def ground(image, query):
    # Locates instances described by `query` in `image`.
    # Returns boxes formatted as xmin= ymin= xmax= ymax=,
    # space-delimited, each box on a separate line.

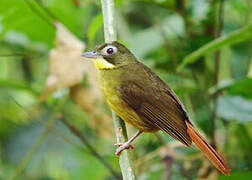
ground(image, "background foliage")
xmin=0 ymin=0 xmax=252 ymax=179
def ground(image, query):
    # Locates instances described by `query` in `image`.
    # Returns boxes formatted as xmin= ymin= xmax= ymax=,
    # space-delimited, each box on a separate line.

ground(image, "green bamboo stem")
xmin=101 ymin=0 xmax=136 ymax=179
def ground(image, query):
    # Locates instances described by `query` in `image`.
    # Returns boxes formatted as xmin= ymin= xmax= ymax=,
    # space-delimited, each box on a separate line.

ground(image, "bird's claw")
xmin=114 ymin=142 xmax=134 ymax=156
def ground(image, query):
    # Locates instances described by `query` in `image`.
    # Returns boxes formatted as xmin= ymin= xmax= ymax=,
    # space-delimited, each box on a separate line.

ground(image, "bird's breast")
xmin=97 ymin=70 xmax=158 ymax=132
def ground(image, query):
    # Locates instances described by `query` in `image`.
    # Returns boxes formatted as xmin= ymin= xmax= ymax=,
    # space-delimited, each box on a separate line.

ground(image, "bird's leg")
xmin=114 ymin=130 xmax=143 ymax=156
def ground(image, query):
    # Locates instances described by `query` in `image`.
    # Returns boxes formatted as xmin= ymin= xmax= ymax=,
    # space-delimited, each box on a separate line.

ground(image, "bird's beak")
xmin=81 ymin=51 xmax=101 ymax=60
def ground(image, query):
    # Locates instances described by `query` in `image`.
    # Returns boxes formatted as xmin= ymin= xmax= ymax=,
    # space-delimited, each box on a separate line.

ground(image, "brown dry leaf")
xmin=70 ymin=84 xmax=113 ymax=138
xmin=40 ymin=22 xmax=85 ymax=101
xmin=40 ymin=22 xmax=113 ymax=137
xmin=82 ymin=59 xmax=104 ymax=102
xmin=40 ymin=21 xmax=103 ymax=101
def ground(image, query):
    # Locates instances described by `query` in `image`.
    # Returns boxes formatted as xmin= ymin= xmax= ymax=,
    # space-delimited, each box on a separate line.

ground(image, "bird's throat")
xmin=94 ymin=58 xmax=115 ymax=70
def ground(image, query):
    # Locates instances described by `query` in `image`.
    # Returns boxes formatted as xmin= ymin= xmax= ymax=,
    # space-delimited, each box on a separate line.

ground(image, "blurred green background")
xmin=0 ymin=0 xmax=252 ymax=179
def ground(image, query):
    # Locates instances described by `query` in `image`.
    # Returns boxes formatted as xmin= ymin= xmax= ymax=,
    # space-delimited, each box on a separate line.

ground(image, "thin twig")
xmin=10 ymin=98 xmax=67 ymax=180
xmin=0 ymin=53 xmax=27 ymax=57
xmin=35 ymin=0 xmax=59 ymax=22
xmin=6 ymin=92 xmax=89 ymax=176
xmin=101 ymin=1 xmax=136 ymax=179
xmin=6 ymin=89 xmax=104 ymax=158
xmin=162 ymin=156 xmax=173 ymax=180
xmin=210 ymin=0 xmax=224 ymax=148
xmin=159 ymin=27 xmax=178 ymax=67
xmin=46 ymin=123 xmax=86 ymax=149
xmin=134 ymin=146 xmax=164 ymax=168
xmin=60 ymin=117 xmax=122 ymax=180
xmin=24 ymin=0 xmax=55 ymax=28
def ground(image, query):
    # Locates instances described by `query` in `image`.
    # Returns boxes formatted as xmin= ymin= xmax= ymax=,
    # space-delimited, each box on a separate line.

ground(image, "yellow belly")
xmin=106 ymin=94 xmax=157 ymax=132
xmin=98 ymin=71 xmax=157 ymax=132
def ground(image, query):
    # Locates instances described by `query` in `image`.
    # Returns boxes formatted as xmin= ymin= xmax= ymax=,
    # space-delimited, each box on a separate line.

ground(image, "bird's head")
xmin=81 ymin=41 xmax=137 ymax=70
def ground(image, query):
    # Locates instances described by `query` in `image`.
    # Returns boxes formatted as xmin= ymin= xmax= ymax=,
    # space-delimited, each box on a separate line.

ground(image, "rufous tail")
xmin=185 ymin=121 xmax=231 ymax=175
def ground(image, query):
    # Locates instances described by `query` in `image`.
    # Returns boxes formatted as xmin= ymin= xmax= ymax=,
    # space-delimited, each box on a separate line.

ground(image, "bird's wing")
xmin=120 ymin=67 xmax=192 ymax=146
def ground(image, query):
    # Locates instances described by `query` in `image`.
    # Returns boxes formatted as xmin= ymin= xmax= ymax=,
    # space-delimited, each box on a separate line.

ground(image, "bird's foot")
xmin=114 ymin=142 xmax=134 ymax=156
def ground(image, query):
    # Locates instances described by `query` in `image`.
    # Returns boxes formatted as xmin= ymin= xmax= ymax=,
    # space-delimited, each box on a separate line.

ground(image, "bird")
xmin=81 ymin=41 xmax=230 ymax=175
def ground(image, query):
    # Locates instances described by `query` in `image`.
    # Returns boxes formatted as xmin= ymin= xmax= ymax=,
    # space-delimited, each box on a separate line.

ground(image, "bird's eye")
xmin=106 ymin=48 xmax=114 ymax=54
xmin=102 ymin=45 xmax=117 ymax=56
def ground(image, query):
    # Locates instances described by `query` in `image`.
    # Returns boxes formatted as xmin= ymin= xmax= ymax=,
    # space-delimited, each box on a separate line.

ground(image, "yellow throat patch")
xmin=93 ymin=57 xmax=115 ymax=70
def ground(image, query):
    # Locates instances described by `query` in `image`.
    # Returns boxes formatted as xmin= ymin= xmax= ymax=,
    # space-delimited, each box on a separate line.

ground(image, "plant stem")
xmin=10 ymin=98 xmax=66 ymax=180
xmin=60 ymin=117 xmax=122 ymax=180
xmin=210 ymin=0 xmax=224 ymax=148
xmin=101 ymin=0 xmax=136 ymax=179
xmin=112 ymin=112 xmax=136 ymax=180
xmin=101 ymin=0 xmax=117 ymax=42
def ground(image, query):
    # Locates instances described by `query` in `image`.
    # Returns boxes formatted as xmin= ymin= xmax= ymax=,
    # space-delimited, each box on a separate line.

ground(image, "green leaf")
xmin=46 ymin=0 xmax=94 ymax=38
xmin=128 ymin=15 xmax=185 ymax=58
xmin=218 ymin=171 xmax=252 ymax=180
xmin=0 ymin=0 xmax=55 ymax=48
xmin=177 ymin=24 xmax=252 ymax=71
xmin=209 ymin=78 xmax=252 ymax=99
xmin=0 ymin=0 xmax=93 ymax=48
xmin=217 ymin=96 xmax=252 ymax=123
xmin=0 ymin=79 xmax=34 ymax=92
xmin=227 ymin=78 xmax=252 ymax=99
xmin=87 ymin=13 xmax=103 ymax=43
